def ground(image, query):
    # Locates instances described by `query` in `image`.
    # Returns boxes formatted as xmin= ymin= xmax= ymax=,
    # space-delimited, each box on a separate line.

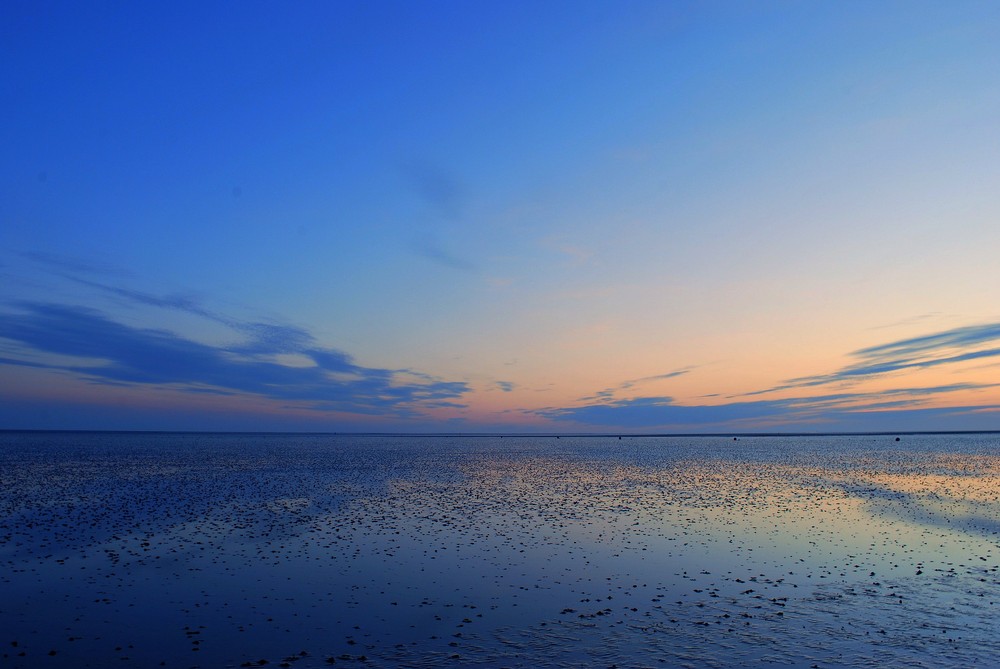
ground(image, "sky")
xmin=2 ymin=0 xmax=1000 ymax=433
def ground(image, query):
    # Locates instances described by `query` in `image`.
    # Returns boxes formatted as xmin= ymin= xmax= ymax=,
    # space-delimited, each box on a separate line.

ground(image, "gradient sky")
xmin=3 ymin=1 xmax=1000 ymax=432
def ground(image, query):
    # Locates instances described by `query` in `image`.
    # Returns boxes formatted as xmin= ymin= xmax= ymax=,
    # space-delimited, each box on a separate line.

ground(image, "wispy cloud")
xmin=402 ymin=160 xmax=467 ymax=220
xmin=623 ymin=369 xmax=692 ymax=387
xmin=70 ymin=276 xmax=220 ymax=321
xmin=866 ymin=312 xmax=943 ymax=331
xmin=19 ymin=250 xmax=129 ymax=278
xmin=745 ymin=322 xmax=1000 ymax=397
xmin=69 ymin=276 xmax=332 ymax=358
xmin=580 ymin=367 xmax=694 ymax=402
xmin=5 ymin=254 xmax=471 ymax=418
xmin=410 ymin=232 xmax=476 ymax=271
xmin=539 ymin=323 xmax=1000 ymax=430
xmin=855 ymin=323 xmax=1000 ymax=360
xmin=540 ymin=236 xmax=594 ymax=266
xmin=0 ymin=302 xmax=469 ymax=417
xmin=537 ymin=383 xmax=999 ymax=429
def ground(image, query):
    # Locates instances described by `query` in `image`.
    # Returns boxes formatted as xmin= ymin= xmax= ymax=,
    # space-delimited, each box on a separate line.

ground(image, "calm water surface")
xmin=2 ymin=432 xmax=1000 ymax=668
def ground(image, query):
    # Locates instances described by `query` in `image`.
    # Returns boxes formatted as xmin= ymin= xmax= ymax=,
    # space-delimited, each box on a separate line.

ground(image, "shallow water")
xmin=2 ymin=432 xmax=1000 ymax=667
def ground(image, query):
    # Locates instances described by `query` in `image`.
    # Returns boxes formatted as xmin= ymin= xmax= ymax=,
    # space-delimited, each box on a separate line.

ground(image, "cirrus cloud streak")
xmin=0 ymin=302 xmax=469 ymax=418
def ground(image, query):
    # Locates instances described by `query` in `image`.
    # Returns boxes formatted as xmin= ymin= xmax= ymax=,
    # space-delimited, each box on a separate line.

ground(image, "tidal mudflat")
xmin=2 ymin=432 xmax=1000 ymax=668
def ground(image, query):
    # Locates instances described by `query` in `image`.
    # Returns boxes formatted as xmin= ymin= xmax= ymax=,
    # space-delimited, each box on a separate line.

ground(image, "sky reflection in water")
xmin=2 ymin=433 xmax=999 ymax=668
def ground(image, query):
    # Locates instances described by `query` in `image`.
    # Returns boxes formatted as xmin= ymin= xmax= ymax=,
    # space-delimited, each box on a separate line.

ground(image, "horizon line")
xmin=3 ymin=429 xmax=999 ymax=438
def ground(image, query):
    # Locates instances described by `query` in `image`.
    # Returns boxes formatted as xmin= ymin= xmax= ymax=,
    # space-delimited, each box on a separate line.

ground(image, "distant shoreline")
xmin=3 ymin=429 xmax=999 ymax=438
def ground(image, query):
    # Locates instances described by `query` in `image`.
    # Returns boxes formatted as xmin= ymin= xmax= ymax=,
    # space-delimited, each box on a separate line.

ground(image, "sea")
xmin=2 ymin=431 xmax=999 ymax=668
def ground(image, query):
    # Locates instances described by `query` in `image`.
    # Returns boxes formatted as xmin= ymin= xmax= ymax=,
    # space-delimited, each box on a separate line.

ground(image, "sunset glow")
xmin=3 ymin=1 xmax=1000 ymax=432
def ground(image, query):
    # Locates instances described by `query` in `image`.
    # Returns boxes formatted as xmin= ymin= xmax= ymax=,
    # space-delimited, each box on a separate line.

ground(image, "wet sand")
xmin=2 ymin=432 xmax=999 ymax=667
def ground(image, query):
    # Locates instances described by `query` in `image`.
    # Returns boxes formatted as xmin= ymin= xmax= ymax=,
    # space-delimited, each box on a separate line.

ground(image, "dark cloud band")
xmin=0 ymin=302 xmax=469 ymax=418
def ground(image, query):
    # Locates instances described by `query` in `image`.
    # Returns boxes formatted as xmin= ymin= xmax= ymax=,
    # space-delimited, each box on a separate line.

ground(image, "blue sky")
xmin=3 ymin=1 xmax=1000 ymax=432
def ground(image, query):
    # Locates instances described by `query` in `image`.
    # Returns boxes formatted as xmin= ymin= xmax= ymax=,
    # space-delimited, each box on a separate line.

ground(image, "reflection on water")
xmin=1 ymin=432 xmax=999 ymax=667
